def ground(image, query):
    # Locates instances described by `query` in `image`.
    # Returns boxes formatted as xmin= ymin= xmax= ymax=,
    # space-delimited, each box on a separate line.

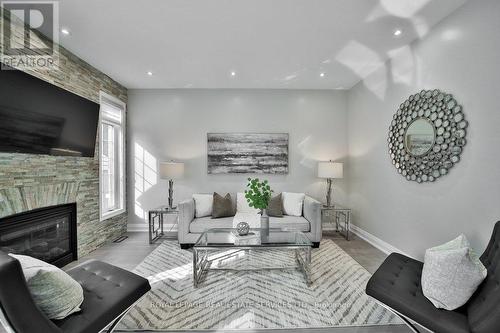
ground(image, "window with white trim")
xmin=99 ymin=93 xmax=125 ymax=221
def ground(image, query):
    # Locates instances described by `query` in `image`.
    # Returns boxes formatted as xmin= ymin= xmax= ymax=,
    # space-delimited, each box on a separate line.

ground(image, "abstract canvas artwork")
xmin=207 ymin=133 xmax=289 ymax=174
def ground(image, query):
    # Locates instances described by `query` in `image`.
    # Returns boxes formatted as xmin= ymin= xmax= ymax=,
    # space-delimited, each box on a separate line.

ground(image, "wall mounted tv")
xmin=0 ymin=67 xmax=100 ymax=157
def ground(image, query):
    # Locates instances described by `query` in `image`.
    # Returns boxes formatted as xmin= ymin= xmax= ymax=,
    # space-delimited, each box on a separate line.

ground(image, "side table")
xmin=148 ymin=206 xmax=179 ymax=244
xmin=321 ymin=204 xmax=351 ymax=240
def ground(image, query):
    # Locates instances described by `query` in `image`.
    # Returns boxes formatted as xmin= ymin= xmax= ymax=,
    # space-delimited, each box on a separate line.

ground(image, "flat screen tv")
xmin=0 ymin=67 xmax=100 ymax=157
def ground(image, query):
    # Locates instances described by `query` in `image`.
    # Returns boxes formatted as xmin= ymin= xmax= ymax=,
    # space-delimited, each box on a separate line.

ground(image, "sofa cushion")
xmin=270 ymin=216 xmax=310 ymax=232
xmin=366 ymin=253 xmax=470 ymax=333
xmin=189 ymin=216 xmax=234 ymax=233
xmin=189 ymin=216 xmax=310 ymax=233
xmin=233 ymin=212 xmax=261 ymax=228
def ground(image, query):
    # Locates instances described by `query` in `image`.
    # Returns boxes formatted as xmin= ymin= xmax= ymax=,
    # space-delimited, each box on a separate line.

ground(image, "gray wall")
xmin=0 ymin=10 xmax=128 ymax=256
xmin=347 ymin=0 xmax=500 ymax=259
xmin=127 ymin=89 xmax=348 ymax=228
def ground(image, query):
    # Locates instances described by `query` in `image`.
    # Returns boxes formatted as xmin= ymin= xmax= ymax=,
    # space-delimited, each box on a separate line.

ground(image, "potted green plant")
xmin=244 ymin=178 xmax=273 ymax=237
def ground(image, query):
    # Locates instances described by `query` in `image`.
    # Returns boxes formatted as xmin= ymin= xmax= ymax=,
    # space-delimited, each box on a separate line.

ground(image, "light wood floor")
xmin=64 ymin=232 xmax=411 ymax=333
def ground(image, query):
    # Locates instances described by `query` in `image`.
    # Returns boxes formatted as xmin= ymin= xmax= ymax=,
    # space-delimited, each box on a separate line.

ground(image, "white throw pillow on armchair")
xmin=8 ymin=254 xmax=84 ymax=320
xmin=421 ymin=234 xmax=487 ymax=310
xmin=282 ymin=192 xmax=305 ymax=216
xmin=192 ymin=194 xmax=213 ymax=218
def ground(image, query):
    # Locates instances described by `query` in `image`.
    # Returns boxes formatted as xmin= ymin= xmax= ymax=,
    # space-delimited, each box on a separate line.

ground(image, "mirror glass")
xmin=404 ymin=118 xmax=435 ymax=156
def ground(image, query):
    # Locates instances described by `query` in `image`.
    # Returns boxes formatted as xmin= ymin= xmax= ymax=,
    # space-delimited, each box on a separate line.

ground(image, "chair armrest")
xmin=0 ymin=252 xmax=61 ymax=333
xmin=178 ymin=198 xmax=195 ymax=244
xmin=304 ymin=196 xmax=322 ymax=242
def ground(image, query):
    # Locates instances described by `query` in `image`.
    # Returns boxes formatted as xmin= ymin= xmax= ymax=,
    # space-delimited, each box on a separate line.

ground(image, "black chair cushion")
xmin=53 ymin=260 xmax=150 ymax=333
xmin=366 ymin=253 xmax=470 ymax=333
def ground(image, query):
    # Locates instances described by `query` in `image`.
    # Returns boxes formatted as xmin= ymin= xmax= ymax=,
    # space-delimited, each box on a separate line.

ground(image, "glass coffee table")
xmin=193 ymin=228 xmax=312 ymax=287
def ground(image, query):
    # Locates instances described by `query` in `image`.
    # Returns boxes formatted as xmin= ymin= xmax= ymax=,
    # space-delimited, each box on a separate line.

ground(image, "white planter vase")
xmin=260 ymin=208 xmax=269 ymax=240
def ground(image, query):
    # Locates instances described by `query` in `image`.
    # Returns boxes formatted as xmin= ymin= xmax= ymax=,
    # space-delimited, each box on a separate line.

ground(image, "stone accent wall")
xmin=0 ymin=10 xmax=128 ymax=257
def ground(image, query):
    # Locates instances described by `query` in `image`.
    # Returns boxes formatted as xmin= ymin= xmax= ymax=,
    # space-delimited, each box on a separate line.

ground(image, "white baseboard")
xmin=127 ymin=223 xmax=148 ymax=232
xmin=349 ymin=224 xmax=413 ymax=258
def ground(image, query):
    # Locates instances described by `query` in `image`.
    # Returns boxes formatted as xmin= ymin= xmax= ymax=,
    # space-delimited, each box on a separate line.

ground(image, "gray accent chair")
xmin=178 ymin=194 xmax=322 ymax=248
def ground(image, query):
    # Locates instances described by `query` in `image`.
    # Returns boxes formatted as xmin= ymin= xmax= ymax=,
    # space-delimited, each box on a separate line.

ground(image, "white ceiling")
xmin=57 ymin=0 xmax=466 ymax=89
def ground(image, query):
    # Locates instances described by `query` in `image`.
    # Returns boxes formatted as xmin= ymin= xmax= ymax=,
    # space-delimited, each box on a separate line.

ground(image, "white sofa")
xmin=177 ymin=194 xmax=322 ymax=248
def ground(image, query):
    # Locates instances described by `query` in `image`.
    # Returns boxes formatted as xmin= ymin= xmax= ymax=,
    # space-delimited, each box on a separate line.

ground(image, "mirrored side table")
xmin=321 ymin=204 xmax=351 ymax=240
xmin=148 ymin=206 xmax=179 ymax=244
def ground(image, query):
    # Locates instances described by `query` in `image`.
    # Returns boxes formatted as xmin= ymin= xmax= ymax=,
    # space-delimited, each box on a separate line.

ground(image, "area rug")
xmin=117 ymin=239 xmax=400 ymax=331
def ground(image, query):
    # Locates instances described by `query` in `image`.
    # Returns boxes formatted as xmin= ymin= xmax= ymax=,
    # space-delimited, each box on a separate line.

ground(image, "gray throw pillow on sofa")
xmin=212 ymin=192 xmax=234 ymax=218
xmin=267 ymin=193 xmax=284 ymax=217
xmin=9 ymin=253 xmax=84 ymax=320
xmin=421 ymin=234 xmax=487 ymax=310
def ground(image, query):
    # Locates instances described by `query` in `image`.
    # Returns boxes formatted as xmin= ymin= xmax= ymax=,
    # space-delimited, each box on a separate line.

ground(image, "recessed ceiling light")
xmin=147 ymin=71 xmax=153 ymax=76
xmin=393 ymin=29 xmax=402 ymax=36
xmin=230 ymin=71 xmax=236 ymax=77
xmin=61 ymin=28 xmax=70 ymax=35
xmin=320 ymin=72 xmax=325 ymax=77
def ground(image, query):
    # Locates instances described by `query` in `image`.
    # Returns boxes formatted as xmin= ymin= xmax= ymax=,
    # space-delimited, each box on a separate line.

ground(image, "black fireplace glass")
xmin=0 ymin=215 xmax=70 ymax=262
xmin=0 ymin=203 xmax=77 ymax=267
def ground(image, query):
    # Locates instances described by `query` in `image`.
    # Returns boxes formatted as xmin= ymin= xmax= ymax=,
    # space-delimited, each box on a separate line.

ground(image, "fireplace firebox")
xmin=0 ymin=203 xmax=77 ymax=267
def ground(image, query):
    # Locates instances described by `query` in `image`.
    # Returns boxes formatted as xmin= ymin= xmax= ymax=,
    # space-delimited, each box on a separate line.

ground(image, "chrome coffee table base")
xmin=192 ymin=229 xmax=313 ymax=288
xmin=193 ymin=247 xmax=312 ymax=288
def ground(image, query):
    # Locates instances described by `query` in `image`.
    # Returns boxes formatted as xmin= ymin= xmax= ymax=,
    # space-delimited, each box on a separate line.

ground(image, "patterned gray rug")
xmin=117 ymin=239 xmax=400 ymax=331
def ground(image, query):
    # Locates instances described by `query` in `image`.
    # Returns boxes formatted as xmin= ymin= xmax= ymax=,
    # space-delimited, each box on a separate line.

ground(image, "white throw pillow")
xmin=9 ymin=254 xmax=84 ymax=320
xmin=193 ymin=194 xmax=213 ymax=218
xmin=237 ymin=192 xmax=259 ymax=214
xmin=282 ymin=192 xmax=305 ymax=217
xmin=421 ymin=234 xmax=487 ymax=310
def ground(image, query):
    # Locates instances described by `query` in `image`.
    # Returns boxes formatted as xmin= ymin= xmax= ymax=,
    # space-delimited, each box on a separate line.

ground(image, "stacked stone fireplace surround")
xmin=0 ymin=11 xmax=128 ymax=257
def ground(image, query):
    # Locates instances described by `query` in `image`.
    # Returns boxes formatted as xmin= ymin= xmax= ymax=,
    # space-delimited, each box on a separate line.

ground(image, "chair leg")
xmin=367 ymin=296 xmax=428 ymax=333
xmin=106 ymin=311 xmax=128 ymax=333
xmin=397 ymin=315 xmax=422 ymax=333
xmin=100 ymin=294 xmax=147 ymax=333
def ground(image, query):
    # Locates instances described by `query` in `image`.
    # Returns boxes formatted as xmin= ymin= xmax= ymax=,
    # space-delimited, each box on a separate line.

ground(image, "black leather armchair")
xmin=0 ymin=252 xmax=151 ymax=333
xmin=366 ymin=221 xmax=500 ymax=333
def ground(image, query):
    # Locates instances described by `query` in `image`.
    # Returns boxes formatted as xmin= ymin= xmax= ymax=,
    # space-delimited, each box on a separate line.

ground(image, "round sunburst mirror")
xmin=388 ymin=89 xmax=467 ymax=183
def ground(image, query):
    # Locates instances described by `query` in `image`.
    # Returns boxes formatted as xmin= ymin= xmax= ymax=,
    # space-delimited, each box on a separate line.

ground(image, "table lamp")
xmin=318 ymin=161 xmax=343 ymax=207
xmin=160 ymin=161 xmax=184 ymax=209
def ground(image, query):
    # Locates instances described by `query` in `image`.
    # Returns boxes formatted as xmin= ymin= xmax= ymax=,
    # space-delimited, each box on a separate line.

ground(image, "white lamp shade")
xmin=318 ymin=161 xmax=343 ymax=179
xmin=160 ymin=162 xmax=184 ymax=180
